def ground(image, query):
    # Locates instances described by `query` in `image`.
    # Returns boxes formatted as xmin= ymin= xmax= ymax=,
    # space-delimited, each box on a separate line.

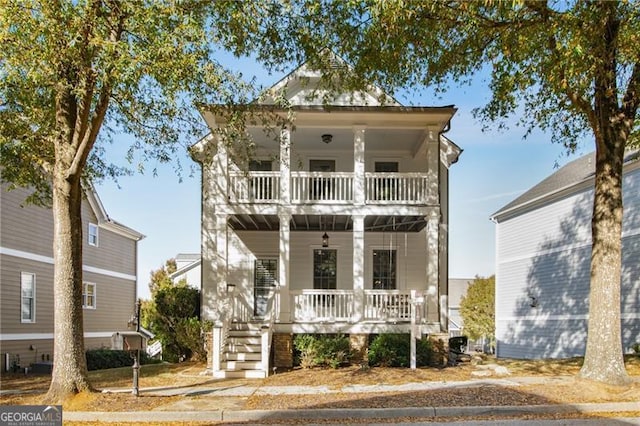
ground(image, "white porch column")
xmin=352 ymin=215 xmax=365 ymax=322
xmin=201 ymin=136 xmax=228 ymax=322
xmin=278 ymin=213 xmax=291 ymax=322
xmin=425 ymin=209 xmax=440 ymax=324
xmin=214 ymin=213 xmax=229 ymax=316
xmin=280 ymin=127 xmax=291 ymax=204
xmin=426 ymin=131 xmax=439 ymax=205
xmin=353 ymin=127 xmax=366 ymax=206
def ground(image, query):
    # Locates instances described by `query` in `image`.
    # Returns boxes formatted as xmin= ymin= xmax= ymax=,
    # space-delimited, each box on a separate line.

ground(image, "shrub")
xmin=632 ymin=343 xmax=640 ymax=354
xmin=293 ymin=334 xmax=351 ymax=368
xmin=368 ymin=334 xmax=434 ymax=367
xmin=85 ymin=349 xmax=160 ymax=371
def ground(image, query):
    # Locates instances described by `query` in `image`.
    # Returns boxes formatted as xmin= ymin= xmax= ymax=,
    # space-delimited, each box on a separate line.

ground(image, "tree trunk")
xmin=45 ymin=169 xmax=94 ymax=402
xmin=579 ymin=130 xmax=630 ymax=385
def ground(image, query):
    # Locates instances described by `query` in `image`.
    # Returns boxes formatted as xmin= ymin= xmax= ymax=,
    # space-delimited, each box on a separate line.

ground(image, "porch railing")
xmin=261 ymin=287 xmax=277 ymax=376
xmin=291 ymin=290 xmax=354 ymax=322
xmin=365 ymin=173 xmax=428 ymax=204
xmin=291 ymin=172 xmax=354 ymax=203
xmin=226 ymin=171 xmax=430 ymax=205
xmin=363 ymin=290 xmax=413 ymax=322
xmin=211 ymin=287 xmax=236 ymax=373
xmin=290 ymin=289 xmax=425 ymax=323
xmin=228 ymin=171 xmax=280 ymax=203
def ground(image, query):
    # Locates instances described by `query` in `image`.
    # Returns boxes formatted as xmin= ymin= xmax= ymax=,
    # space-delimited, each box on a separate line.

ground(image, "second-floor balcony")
xmin=228 ymin=171 xmax=431 ymax=205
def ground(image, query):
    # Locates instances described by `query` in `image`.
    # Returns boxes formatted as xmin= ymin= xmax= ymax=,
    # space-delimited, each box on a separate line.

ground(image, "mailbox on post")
xmin=112 ymin=299 xmax=154 ymax=397
xmin=111 ymin=331 xmax=147 ymax=352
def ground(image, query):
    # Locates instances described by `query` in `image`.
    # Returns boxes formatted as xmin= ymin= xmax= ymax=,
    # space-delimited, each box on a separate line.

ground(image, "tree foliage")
xmin=142 ymin=260 xmax=208 ymax=363
xmin=151 ymin=283 xmax=206 ymax=363
xmin=0 ymin=1 xmax=280 ymax=402
xmin=459 ymin=276 xmax=495 ymax=346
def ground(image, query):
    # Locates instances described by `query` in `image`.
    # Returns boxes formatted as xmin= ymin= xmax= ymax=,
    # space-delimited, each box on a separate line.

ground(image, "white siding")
xmin=496 ymin=166 xmax=640 ymax=359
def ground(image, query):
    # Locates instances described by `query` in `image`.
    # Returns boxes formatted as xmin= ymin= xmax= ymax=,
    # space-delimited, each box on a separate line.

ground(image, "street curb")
xmin=62 ymin=402 xmax=640 ymax=423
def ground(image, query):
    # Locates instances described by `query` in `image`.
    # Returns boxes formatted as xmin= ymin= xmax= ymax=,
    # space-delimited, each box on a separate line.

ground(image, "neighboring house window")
xmin=83 ymin=282 xmax=96 ymax=309
xmin=313 ymin=249 xmax=337 ymax=289
xmin=254 ymin=259 xmax=277 ymax=317
xmin=21 ymin=272 xmax=35 ymax=322
xmin=88 ymin=223 xmax=99 ymax=246
xmin=373 ymin=249 xmax=396 ymax=289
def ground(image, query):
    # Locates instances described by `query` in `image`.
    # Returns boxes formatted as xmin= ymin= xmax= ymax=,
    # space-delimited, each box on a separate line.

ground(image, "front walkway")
xmin=60 ymin=376 xmax=640 ymax=424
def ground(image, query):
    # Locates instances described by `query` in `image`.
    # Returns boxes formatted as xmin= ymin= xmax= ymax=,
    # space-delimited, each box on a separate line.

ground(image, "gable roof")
xmin=85 ymin=184 xmax=145 ymax=241
xmin=198 ymin=53 xmax=456 ymax=130
xmin=491 ymin=150 xmax=640 ymax=222
xmin=260 ymin=51 xmax=402 ymax=107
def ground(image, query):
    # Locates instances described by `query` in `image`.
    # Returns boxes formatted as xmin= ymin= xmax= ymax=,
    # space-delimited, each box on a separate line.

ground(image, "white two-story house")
xmin=192 ymin=63 xmax=462 ymax=377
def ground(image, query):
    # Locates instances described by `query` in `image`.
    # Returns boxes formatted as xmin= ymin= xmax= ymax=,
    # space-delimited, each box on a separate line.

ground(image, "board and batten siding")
xmin=495 ymin=167 xmax=640 ymax=359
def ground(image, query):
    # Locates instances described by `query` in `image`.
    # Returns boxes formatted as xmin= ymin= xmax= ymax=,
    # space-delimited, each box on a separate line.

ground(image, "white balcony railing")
xmin=291 ymin=172 xmax=354 ymax=203
xmin=365 ymin=173 xmax=428 ymax=204
xmin=227 ymin=171 xmax=430 ymax=205
xmin=228 ymin=171 xmax=280 ymax=203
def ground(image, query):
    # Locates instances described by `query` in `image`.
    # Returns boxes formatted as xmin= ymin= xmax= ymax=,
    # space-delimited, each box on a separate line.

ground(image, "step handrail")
xmin=212 ymin=285 xmax=236 ymax=373
xmin=261 ymin=287 xmax=278 ymax=376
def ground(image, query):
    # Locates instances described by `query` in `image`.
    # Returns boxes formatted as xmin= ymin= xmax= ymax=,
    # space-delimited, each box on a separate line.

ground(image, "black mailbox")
xmin=111 ymin=331 xmax=147 ymax=351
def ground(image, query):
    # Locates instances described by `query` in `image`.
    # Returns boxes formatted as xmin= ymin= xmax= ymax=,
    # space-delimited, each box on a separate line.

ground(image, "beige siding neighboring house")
xmin=1 ymin=184 xmax=144 ymax=373
xmin=193 ymin=59 xmax=462 ymax=378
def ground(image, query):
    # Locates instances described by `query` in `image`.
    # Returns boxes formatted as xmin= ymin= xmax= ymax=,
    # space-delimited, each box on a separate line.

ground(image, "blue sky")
xmin=96 ymin=58 xmax=588 ymax=300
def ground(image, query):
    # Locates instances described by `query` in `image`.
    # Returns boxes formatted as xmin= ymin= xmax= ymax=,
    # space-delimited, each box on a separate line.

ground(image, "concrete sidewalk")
xmin=62 ymin=402 xmax=640 ymax=424
xmin=61 ymin=377 xmax=640 ymax=424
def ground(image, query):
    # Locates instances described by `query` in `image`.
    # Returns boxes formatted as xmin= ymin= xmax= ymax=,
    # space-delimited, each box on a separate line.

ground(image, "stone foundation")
xmin=428 ymin=332 xmax=449 ymax=367
xmin=273 ymin=333 xmax=293 ymax=369
xmin=349 ymin=334 xmax=368 ymax=364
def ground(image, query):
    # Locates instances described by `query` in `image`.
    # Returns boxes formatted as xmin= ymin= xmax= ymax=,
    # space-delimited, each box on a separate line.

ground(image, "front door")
xmin=254 ymin=258 xmax=278 ymax=317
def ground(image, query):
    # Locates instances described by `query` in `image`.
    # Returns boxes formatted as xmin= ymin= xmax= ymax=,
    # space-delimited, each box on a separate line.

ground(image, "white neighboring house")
xmin=192 ymin=60 xmax=462 ymax=378
xmin=491 ymin=151 xmax=640 ymax=359
xmin=170 ymin=253 xmax=201 ymax=289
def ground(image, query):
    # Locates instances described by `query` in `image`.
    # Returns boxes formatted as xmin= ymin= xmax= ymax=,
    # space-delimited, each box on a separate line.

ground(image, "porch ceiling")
xmin=228 ymin=214 xmax=428 ymax=232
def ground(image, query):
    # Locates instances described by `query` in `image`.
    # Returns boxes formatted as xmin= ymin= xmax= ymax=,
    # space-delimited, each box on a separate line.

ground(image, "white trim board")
xmin=0 ymin=247 xmax=137 ymax=281
xmin=0 ymin=332 xmax=116 ymax=341
xmin=498 ymin=313 xmax=640 ymax=322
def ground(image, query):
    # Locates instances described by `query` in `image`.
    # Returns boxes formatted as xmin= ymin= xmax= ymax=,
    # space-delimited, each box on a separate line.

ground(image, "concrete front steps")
xmin=213 ymin=322 xmax=268 ymax=379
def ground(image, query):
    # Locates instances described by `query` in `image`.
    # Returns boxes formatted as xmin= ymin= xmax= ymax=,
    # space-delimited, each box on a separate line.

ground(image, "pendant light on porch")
xmin=321 ymin=215 xmax=329 ymax=247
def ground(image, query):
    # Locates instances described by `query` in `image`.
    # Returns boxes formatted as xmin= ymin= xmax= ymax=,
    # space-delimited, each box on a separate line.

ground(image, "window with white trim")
xmin=373 ymin=249 xmax=396 ymax=289
xmin=21 ymin=272 xmax=36 ymax=322
xmin=83 ymin=282 xmax=96 ymax=309
xmin=88 ymin=223 xmax=99 ymax=246
xmin=313 ymin=249 xmax=337 ymax=289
